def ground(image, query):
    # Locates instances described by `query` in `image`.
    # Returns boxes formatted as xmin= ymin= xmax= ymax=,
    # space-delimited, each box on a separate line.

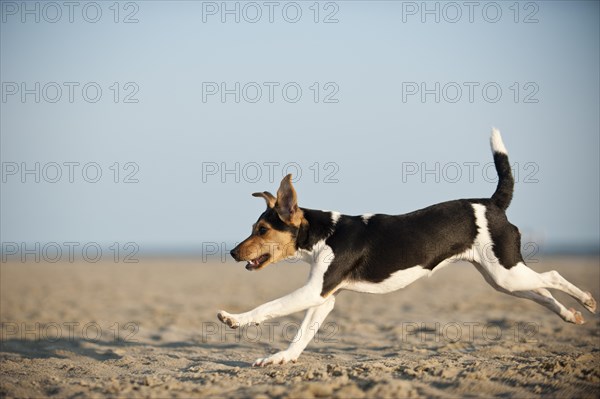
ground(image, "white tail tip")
xmin=490 ymin=128 xmax=508 ymax=154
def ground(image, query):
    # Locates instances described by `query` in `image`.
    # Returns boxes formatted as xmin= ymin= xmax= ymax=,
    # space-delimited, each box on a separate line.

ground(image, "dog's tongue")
xmin=245 ymin=255 xmax=267 ymax=271
xmin=246 ymin=260 xmax=259 ymax=270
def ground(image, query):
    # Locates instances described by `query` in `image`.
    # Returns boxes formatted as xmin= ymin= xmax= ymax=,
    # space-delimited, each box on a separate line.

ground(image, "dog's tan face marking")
xmin=234 ymin=219 xmax=299 ymax=270
xmin=232 ymin=174 xmax=304 ymax=271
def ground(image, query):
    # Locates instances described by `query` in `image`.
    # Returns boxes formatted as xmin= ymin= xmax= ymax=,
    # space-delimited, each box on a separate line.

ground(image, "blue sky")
xmin=1 ymin=1 xmax=598 ymax=254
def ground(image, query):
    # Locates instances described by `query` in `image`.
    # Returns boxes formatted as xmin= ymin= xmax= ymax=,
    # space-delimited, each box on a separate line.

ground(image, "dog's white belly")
xmin=342 ymin=265 xmax=431 ymax=294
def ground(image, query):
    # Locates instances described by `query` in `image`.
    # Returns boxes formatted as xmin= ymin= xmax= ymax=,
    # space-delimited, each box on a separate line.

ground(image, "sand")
xmin=1 ymin=256 xmax=599 ymax=398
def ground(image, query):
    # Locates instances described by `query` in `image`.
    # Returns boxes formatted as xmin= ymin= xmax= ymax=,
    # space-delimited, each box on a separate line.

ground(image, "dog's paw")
xmin=582 ymin=292 xmax=597 ymax=314
xmin=568 ymin=308 xmax=585 ymax=325
xmin=253 ymin=351 xmax=297 ymax=367
xmin=217 ymin=311 xmax=240 ymax=329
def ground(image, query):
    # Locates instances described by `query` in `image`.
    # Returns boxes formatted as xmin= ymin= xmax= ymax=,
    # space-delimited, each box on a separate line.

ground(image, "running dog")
xmin=219 ymin=129 xmax=597 ymax=367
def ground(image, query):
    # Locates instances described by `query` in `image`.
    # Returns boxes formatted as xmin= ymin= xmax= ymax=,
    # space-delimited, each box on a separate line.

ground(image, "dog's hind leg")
xmin=253 ymin=296 xmax=336 ymax=367
xmin=479 ymin=262 xmax=595 ymax=314
xmin=507 ymin=288 xmax=585 ymax=325
xmin=470 ymin=203 xmax=596 ymax=317
xmin=534 ymin=269 xmax=596 ymax=313
xmin=472 ymin=262 xmax=590 ymax=324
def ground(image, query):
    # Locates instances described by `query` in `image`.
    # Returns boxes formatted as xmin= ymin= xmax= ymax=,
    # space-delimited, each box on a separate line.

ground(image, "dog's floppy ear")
xmin=275 ymin=174 xmax=302 ymax=226
xmin=252 ymin=191 xmax=276 ymax=208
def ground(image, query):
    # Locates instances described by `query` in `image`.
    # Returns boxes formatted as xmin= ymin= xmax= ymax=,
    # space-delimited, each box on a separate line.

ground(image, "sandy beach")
xmin=1 ymin=256 xmax=599 ymax=398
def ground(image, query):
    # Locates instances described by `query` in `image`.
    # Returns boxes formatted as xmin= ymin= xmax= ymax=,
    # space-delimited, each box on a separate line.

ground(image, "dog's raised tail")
xmin=490 ymin=128 xmax=514 ymax=211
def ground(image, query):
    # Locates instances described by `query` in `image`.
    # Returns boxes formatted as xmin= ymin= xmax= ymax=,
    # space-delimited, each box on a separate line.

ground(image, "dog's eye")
xmin=258 ymin=226 xmax=268 ymax=235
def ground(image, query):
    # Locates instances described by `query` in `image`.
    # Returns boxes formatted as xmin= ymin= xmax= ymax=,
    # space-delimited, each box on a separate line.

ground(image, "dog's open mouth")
xmin=246 ymin=254 xmax=270 ymax=271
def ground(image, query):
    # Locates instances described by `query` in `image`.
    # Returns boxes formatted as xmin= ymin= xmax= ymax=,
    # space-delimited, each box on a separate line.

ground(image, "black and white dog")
xmin=219 ymin=129 xmax=596 ymax=367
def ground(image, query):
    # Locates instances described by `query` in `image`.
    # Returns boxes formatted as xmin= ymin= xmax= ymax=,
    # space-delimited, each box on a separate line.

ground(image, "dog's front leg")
xmin=253 ymin=296 xmax=335 ymax=367
xmin=217 ymin=283 xmax=326 ymax=329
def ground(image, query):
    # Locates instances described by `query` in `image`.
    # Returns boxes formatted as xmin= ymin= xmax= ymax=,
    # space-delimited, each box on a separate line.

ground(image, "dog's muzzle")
xmin=230 ymin=247 xmax=241 ymax=261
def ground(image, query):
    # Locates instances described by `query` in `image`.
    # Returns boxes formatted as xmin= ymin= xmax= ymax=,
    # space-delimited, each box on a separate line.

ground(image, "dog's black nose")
xmin=230 ymin=247 xmax=240 ymax=261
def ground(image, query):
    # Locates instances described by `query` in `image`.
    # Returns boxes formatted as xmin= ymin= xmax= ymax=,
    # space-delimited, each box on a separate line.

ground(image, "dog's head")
xmin=230 ymin=174 xmax=304 ymax=271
